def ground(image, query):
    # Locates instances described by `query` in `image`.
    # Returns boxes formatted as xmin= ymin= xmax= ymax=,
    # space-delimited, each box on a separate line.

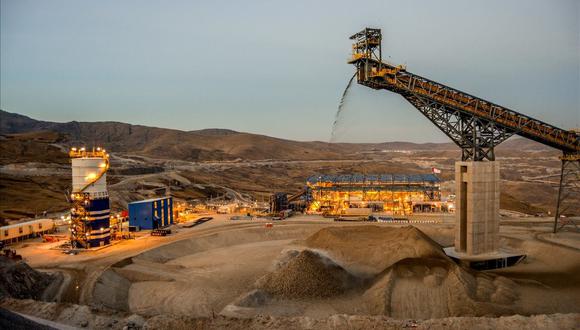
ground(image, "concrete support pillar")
xmin=454 ymin=161 xmax=500 ymax=255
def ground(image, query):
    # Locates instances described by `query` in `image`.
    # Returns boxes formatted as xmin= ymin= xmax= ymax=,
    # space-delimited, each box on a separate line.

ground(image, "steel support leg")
xmin=553 ymin=155 xmax=580 ymax=233
xmin=553 ymin=161 xmax=565 ymax=233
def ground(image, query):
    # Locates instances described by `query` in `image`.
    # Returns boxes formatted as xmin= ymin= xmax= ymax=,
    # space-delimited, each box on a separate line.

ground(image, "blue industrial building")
xmin=128 ymin=197 xmax=174 ymax=230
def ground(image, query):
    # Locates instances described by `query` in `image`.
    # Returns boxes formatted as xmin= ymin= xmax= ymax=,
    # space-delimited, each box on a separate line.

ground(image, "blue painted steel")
xmin=86 ymin=198 xmax=110 ymax=233
xmin=85 ymin=198 xmax=110 ymax=212
xmin=128 ymin=197 xmax=173 ymax=230
xmin=72 ymin=197 xmax=111 ymax=248
xmin=88 ymin=218 xmax=110 ymax=230
xmin=87 ymin=236 xmax=110 ymax=246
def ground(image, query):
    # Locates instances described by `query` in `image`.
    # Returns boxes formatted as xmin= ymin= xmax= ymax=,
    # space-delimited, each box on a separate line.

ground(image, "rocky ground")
xmin=1 ymin=216 xmax=578 ymax=329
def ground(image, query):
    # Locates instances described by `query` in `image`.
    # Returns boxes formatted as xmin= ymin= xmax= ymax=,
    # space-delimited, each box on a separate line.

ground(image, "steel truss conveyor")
xmin=347 ymin=28 xmax=579 ymax=232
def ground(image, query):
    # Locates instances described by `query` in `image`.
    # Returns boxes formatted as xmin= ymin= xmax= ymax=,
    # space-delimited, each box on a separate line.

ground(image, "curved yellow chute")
xmin=78 ymin=156 xmax=109 ymax=193
xmin=69 ymin=148 xmax=110 ymax=194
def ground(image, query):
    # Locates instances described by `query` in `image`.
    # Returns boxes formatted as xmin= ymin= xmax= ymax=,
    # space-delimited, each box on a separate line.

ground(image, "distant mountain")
xmin=0 ymin=110 xmax=343 ymax=161
xmin=0 ymin=111 xmax=54 ymax=133
xmin=0 ymin=110 xmax=554 ymax=161
xmin=192 ymin=128 xmax=239 ymax=136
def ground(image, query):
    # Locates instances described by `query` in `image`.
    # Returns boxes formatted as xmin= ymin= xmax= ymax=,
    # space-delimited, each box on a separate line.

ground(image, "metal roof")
xmin=306 ymin=174 xmax=440 ymax=184
xmin=1 ymin=218 xmax=54 ymax=230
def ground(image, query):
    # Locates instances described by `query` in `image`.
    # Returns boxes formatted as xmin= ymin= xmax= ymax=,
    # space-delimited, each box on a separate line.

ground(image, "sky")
xmin=1 ymin=0 xmax=579 ymax=143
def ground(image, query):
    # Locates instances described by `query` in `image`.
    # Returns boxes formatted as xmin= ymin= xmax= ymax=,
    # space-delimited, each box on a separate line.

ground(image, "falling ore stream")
xmin=330 ymin=72 xmax=357 ymax=142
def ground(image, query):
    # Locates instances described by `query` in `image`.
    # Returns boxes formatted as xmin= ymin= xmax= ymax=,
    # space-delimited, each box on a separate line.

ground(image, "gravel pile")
xmin=305 ymin=225 xmax=449 ymax=276
xmin=257 ymin=250 xmax=354 ymax=299
xmin=0 ymin=256 xmax=54 ymax=300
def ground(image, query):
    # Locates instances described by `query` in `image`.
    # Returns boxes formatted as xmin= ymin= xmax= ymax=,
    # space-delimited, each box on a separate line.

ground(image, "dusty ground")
xmin=1 ymin=214 xmax=579 ymax=329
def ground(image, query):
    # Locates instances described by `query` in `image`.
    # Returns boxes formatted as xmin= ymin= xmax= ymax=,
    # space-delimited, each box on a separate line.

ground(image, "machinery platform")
xmin=444 ymin=247 xmax=526 ymax=270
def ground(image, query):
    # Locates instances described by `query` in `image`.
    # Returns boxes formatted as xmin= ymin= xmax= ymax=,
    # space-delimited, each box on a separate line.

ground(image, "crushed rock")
xmin=142 ymin=313 xmax=580 ymax=330
xmin=256 ymin=249 xmax=356 ymax=299
xmin=0 ymin=257 xmax=54 ymax=300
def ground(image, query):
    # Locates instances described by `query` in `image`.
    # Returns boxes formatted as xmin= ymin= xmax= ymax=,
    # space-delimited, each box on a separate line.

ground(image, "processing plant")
xmin=69 ymin=147 xmax=111 ymax=248
xmin=306 ymin=174 xmax=447 ymax=215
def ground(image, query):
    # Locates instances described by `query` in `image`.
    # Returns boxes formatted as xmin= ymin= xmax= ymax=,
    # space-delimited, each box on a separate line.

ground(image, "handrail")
xmin=352 ymin=57 xmax=580 ymax=153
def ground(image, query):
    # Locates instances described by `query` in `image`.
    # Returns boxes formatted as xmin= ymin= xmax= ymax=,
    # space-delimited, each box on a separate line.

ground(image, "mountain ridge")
xmin=0 ymin=109 xmax=554 ymax=161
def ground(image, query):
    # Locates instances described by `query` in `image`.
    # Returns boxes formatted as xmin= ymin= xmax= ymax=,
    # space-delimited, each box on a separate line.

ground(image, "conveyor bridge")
xmin=347 ymin=28 xmax=579 ymax=231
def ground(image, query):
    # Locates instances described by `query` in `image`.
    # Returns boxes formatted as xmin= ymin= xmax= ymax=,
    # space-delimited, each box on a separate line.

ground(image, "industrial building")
xmin=128 ymin=196 xmax=174 ymax=230
xmin=0 ymin=219 xmax=56 ymax=245
xmin=306 ymin=174 xmax=445 ymax=215
xmin=69 ymin=147 xmax=111 ymax=248
xmin=269 ymin=192 xmax=289 ymax=214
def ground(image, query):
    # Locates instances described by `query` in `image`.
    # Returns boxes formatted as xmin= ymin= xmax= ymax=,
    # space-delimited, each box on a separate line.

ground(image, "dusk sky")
xmin=1 ymin=0 xmax=579 ymax=143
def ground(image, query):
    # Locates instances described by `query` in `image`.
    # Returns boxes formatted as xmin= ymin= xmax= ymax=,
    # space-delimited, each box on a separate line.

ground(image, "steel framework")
xmin=307 ymin=174 xmax=441 ymax=201
xmin=348 ymin=28 xmax=580 ymax=231
xmin=553 ymin=154 xmax=580 ymax=232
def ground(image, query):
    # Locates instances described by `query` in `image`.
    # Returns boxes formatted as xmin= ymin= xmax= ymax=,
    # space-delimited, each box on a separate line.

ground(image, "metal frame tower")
xmin=348 ymin=28 xmax=580 ymax=232
xmin=553 ymin=154 xmax=580 ymax=232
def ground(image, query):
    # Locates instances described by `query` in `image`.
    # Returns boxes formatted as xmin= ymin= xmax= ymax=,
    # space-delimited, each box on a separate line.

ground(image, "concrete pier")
xmin=454 ymin=161 xmax=500 ymax=255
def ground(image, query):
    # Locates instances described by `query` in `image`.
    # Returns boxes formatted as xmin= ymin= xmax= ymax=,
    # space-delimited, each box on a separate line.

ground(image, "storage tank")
xmin=70 ymin=147 xmax=111 ymax=248
xmin=72 ymin=158 xmax=108 ymax=195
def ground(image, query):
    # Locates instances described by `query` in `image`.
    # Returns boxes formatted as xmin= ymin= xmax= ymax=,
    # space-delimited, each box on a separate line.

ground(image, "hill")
xmin=0 ymin=110 xmax=351 ymax=160
xmin=0 ymin=131 xmax=69 ymax=165
xmin=0 ymin=110 xmax=555 ymax=162
xmin=0 ymin=110 xmax=569 ymax=221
